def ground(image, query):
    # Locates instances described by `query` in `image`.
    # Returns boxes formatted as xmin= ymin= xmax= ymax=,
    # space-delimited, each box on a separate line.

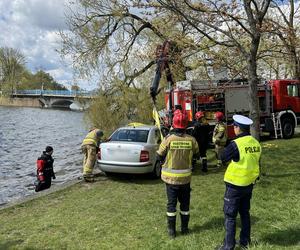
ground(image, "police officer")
xmin=157 ymin=111 xmax=199 ymax=238
xmin=216 ymin=115 xmax=261 ymax=250
xmin=193 ymin=111 xmax=210 ymax=172
xmin=213 ymin=111 xmax=227 ymax=167
xmin=81 ymin=128 xmax=103 ymax=182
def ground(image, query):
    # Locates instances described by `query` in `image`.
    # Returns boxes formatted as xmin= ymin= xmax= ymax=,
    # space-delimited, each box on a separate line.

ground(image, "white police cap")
xmin=233 ymin=114 xmax=253 ymax=127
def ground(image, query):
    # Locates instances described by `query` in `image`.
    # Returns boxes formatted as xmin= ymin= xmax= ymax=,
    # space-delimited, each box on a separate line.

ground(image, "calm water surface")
xmin=0 ymin=106 xmax=89 ymax=206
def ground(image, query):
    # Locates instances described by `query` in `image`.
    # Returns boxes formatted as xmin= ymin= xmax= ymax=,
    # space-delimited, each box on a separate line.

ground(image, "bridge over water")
xmin=11 ymin=89 xmax=95 ymax=109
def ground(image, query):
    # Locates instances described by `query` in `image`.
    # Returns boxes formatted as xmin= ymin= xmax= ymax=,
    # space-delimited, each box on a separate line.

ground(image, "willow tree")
xmin=86 ymin=79 xmax=155 ymax=134
xmin=61 ymin=0 xmax=271 ymax=138
xmin=60 ymin=0 xmax=198 ymax=130
xmin=0 ymin=47 xmax=26 ymax=94
xmin=61 ymin=0 xmax=161 ymax=84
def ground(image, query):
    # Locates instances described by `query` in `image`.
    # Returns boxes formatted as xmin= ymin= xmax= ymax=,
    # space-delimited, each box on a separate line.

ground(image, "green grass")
xmin=1 ymin=137 xmax=300 ymax=250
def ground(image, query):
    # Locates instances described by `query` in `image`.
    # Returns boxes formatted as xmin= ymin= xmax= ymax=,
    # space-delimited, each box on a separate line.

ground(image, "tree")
xmin=60 ymin=0 xmax=201 ymax=86
xmin=20 ymin=70 xmax=67 ymax=90
xmin=71 ymin=84 xmax=81 ymax=91
xmin=155 ymin=0 xmax=271 ymax=139
xmin=61 ymin=0 xmax=272 ymax=139
xmin=86 ymin=78 xmax=155 ymax=134
xmin=0 ymin=47 xmax=26 ymax=94
xmin=264 ymin=0 xmax=300 ymax=79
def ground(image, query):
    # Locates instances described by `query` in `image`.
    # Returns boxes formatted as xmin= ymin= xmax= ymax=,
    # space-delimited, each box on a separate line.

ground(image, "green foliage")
xmin=86 ymin=80 xmax=160 ymax=136
xmin=0 ymin=47 xmax=26 ymax=93
xmin=0 ymin=136 xmax=300 ymax=249
xmin=18 ymin=70 xmax=67 ymax=90
xmin=71 ymin=84 xmax=81 ymax=91
xmin=0 ymin=46 xmax=67 ymax=93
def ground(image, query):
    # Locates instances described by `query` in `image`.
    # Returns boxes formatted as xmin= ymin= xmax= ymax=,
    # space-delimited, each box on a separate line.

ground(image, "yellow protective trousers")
xmin=82 ymin=144 xmax=97 ymax=175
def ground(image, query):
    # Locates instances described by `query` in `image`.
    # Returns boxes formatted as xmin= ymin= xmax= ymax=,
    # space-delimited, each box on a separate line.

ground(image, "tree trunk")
xmin=292 ymin=50 xmax=300 ymax=79
xmin=247 ymin=40 xmax=261 ymax=141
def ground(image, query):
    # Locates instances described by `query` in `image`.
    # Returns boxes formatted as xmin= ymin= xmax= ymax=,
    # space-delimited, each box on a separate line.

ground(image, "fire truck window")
xmin=287 ymin=85 xmax=299 ymax=97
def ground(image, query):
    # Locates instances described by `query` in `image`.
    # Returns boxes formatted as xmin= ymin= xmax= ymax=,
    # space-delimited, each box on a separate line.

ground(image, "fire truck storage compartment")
xmin=225 ymin=87 xmax=250 ymax=115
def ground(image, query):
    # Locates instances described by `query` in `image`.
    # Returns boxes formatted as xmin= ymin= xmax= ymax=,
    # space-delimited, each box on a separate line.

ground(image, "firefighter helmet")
xmin=215 ymin=111 xmax=224 ymax=121
xmin=173 ymin=112 xmax=188 ymax=129
xmin=195 ymin=111 xmax=205 ymax=120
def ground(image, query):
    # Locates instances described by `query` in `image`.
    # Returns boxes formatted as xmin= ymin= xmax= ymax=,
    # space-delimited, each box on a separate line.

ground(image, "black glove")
xmin=156 ymin=153 xmax=165 ymax=164
xmin=52 ymin=173 xmax=56 ymax=179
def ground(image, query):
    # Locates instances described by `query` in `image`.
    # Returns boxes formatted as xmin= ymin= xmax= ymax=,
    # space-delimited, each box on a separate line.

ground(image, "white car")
xmin=97 ymin=125 xmax=162 ymax=177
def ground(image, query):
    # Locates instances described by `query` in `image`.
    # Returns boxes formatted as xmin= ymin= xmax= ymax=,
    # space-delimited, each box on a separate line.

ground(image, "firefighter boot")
xmin=180 ymin=213 xmax=190 ymax=235
xmin=201 ymin=158 xmax=208 ymax=172
xmin=167 ymin=216 xmax=176 ymax=238
xmin=83 ymin=173 xmax=94 ymax=182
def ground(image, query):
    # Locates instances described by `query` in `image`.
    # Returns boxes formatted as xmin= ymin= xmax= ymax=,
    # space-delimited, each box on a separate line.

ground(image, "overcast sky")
xmin=0 ymin=0 xmax=96 ymax=90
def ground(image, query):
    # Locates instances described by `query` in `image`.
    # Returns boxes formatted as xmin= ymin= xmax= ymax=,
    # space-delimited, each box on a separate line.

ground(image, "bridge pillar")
xmin=39 ymin=97 xmax=51 ymax=108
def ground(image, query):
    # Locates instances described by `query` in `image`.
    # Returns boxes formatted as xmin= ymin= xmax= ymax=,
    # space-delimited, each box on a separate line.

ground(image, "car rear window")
xmin=110 ymin=129 xmax=149 ymax=142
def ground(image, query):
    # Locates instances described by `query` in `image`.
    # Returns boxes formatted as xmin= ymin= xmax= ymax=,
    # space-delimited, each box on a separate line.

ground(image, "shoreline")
xmin=0 ymin=171 xmax=105 ymax=211
xmin=0 ymin=96 xmax=41 ymax=108
xmin=0 ymin=178 xmax=81 ymax=211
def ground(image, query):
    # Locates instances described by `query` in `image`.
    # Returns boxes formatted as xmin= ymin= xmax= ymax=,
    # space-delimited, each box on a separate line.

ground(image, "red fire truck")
xmin=149 ymin=41 xmax=299 ymax=139
xmin=163 ymin=79 xmax=300 ymax=139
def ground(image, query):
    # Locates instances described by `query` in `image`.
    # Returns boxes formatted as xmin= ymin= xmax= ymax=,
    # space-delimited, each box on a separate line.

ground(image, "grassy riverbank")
xmin=0 ymin=137 xmax=300 ymax=250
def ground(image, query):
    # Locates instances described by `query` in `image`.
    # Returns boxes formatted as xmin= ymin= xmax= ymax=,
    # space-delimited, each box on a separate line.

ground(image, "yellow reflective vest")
xmin=81 ymin=129 xmax=101 ymax=147
xmin=224 ymin=135 xmax=261 ymax=186
xmin=157 ymin=133 xmax=199 ymax=185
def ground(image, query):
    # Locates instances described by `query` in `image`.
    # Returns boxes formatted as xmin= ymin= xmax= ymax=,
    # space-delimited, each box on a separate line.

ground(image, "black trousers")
xmin=166 ymin=183 xmax=191 ymax=213
xmin=199 ymin=146 xmax=208 ymax=159
xmin=223 ymin=183 xmax=253 ymax=250
xmin=35 ymin=177 xmax=52 ymax=192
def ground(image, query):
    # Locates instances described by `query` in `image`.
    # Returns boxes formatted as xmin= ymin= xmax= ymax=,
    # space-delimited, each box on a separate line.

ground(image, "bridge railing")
xmin=14 ymin=89 xmax=93 ymax=97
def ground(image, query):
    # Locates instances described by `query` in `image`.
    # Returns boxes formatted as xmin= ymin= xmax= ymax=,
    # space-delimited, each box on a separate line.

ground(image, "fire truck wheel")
xmin=281 ymin=117 xmax=295 ymax=139
xmin=152 ymin=161 xmax=161 ymax=178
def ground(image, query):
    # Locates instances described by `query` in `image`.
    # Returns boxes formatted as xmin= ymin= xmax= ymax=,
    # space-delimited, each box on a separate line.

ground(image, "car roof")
xmin=117 ymin=125 xmax=157 ymax=130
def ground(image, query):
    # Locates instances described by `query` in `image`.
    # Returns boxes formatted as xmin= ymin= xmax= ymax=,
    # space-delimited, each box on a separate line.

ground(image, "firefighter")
xmin=35 ymin=146 xmax=55 ymax=192
xmin=168 ymin=108 xmax=183 ymax=135
xmin=157 ymin=112 xmax=199 ymax=238
xmin=81 ymin=128 xmax=103 ymax=182
xmin=213 ymin=111 xmax=227 ymax=167
xmin=193 ymin=111 xmax=210 ymax=172
xmin=216 ymin=115 xmax=261 ymax=250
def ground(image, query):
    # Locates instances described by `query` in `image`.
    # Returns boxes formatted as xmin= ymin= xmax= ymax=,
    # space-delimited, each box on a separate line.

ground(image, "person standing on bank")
xmin=216 ymin=115 xmax=261 ymax=250
xmin=193 ymin=111 xmax=210 ymax=172
xmin=213 ymin=111 xmax=227 ymax=167
xmin=35 ymin=146 xmax=55 ymax=192
xmin=157 ymin=111 xmax=199 ymax=238
xmin=81 ymin=128 xmax=104 ymax=182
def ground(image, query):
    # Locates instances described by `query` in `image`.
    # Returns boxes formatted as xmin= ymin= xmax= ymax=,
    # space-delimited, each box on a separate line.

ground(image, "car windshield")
xmin=110 ymin=129 xmax=149 ymax=142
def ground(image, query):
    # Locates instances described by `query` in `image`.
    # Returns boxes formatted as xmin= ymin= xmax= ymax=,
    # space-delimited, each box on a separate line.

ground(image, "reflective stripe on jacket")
xmin=81 ymin=129 xmax=101 ymax=147
xmin=157 ymin=133 xmax=199 ymax=185
xmin=224 ymin=135 xmax=261 ymax=186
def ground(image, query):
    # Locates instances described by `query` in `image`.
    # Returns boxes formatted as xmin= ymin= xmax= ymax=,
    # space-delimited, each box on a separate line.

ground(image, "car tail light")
xmin=140 ymin=150 xmax=149 ymax=162
xmin=97 ymin=148 xmax=101 ymax=160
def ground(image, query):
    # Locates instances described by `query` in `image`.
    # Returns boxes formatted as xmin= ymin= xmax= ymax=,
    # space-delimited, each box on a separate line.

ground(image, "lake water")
xmin=0 ymin=106 xmax=89 ymax=206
